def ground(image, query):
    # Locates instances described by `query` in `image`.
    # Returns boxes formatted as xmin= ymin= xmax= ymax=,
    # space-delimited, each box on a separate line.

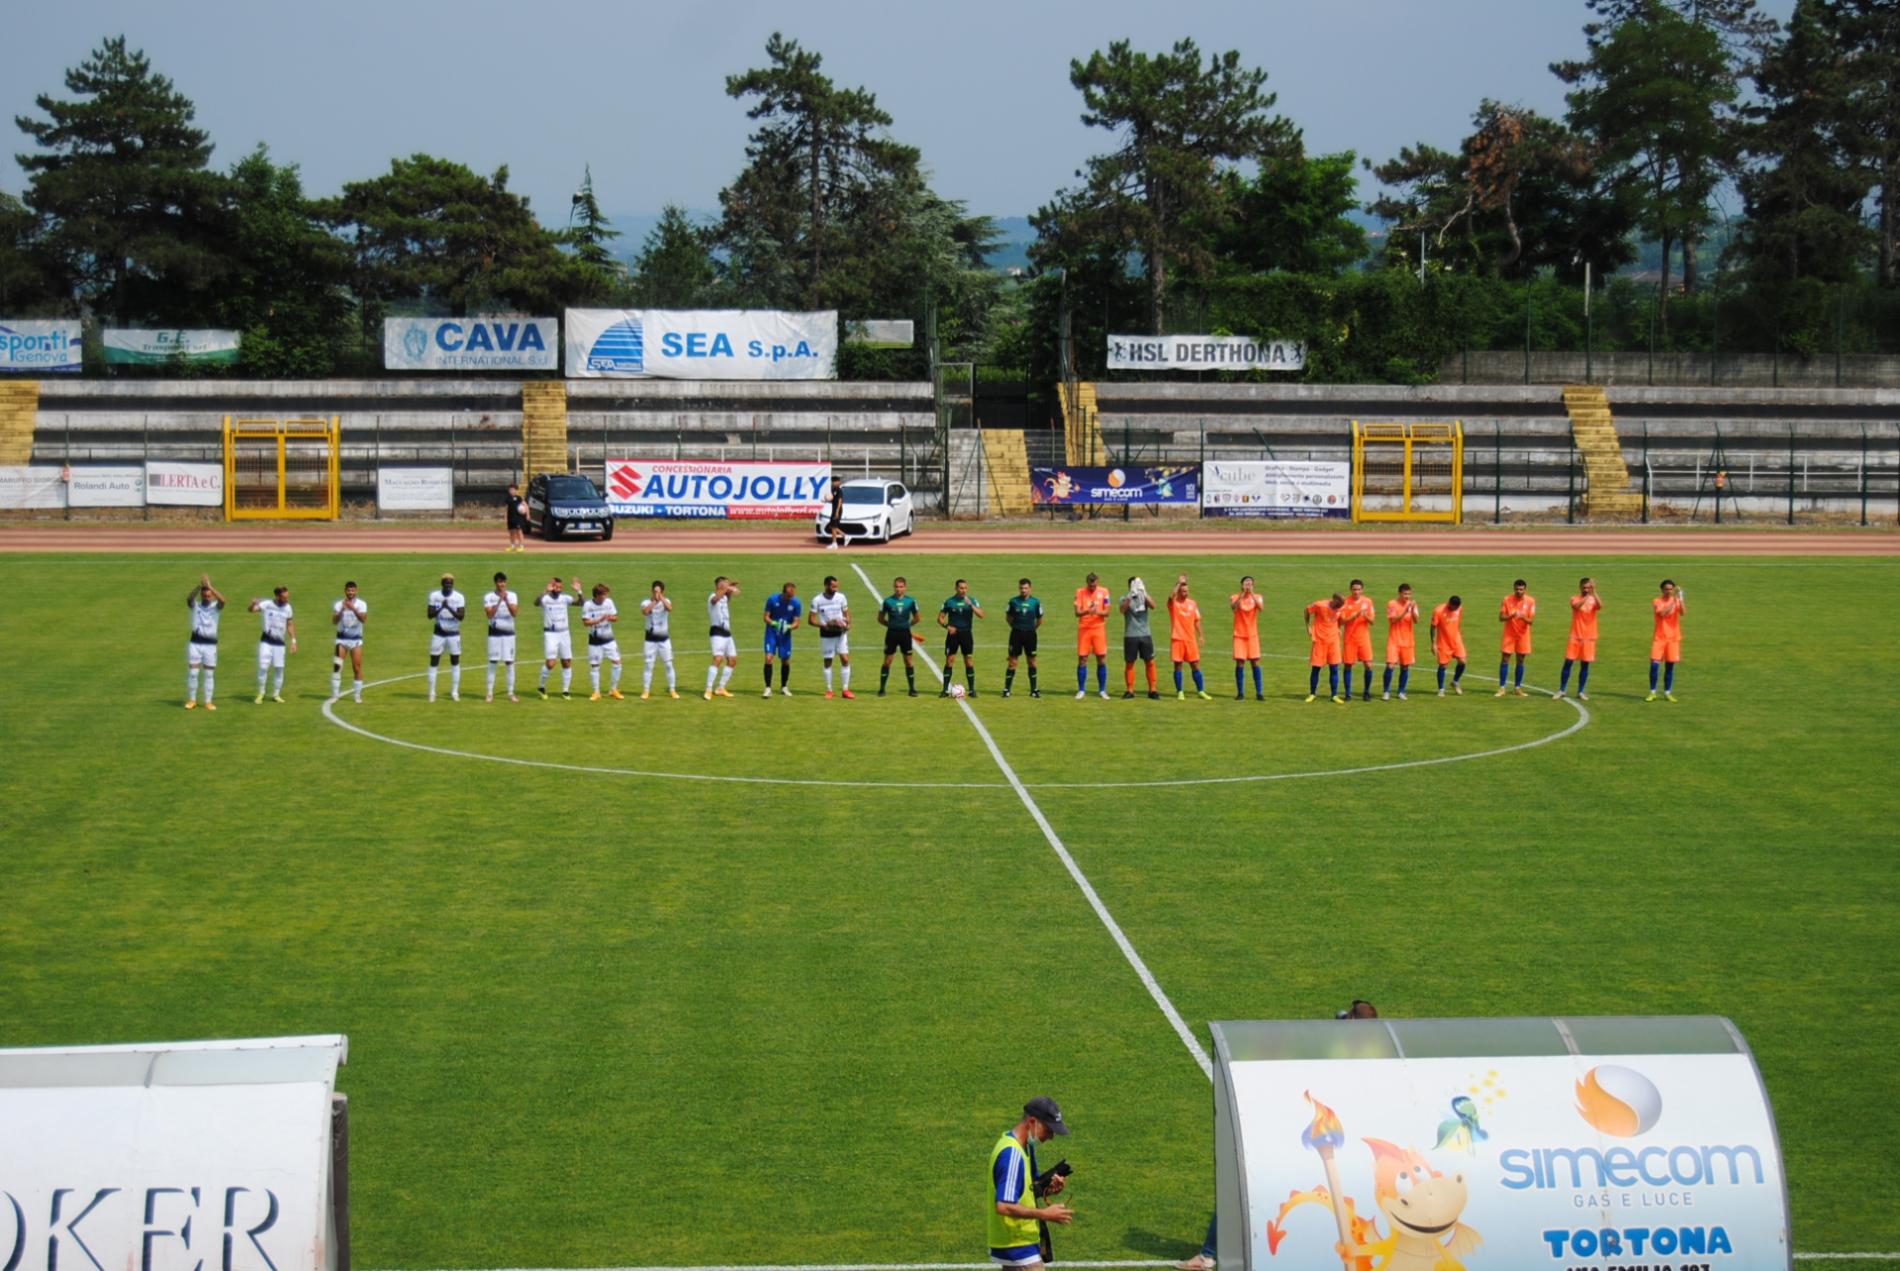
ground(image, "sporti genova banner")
xmin=383 ymin=316 xmax=557 ymax=371
xmin=566 ymin=309 xmax=837 ymax=380
xmin=1202 ymin=460 xmax=1351 ymax=519
xmin=0 ymin=319 xmax=81 ymax=373
xmin=1106 ymin=334 xmax=1306 ymax=371
xmin=604 ymin=458 xmax=831 ymax=519
xmin=103 ymin=329 xmax=240 ymax=366
xmin=1030 ymin=464 xmax=1199 ymax=506
xmin=1225 ymin=1052 xmax=1787 ymax=1271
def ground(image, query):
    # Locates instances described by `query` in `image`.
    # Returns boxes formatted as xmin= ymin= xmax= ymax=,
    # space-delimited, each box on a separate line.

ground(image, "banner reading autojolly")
xmin=0 ymin=319 xmax=81 ymax=373
xmin=103 ymin=329 xmax=240 ymax=365
xmin=383 ymin=316 xmax=557 ymax=370
xmin=1107 ymin=334 xmax=1305 ymax=371
xmin=1030 ymin=464 xmax=1199 ymax=505
xmin=604 ymin=458 xmax=831 ymax=519
xmin=566 ymin=309 xmax=837 ymax=379
xmin=1226 ymin=1052 xmax=1787 ymax=1271
xmin=1202 ymin=459 xmax=1351 ymax=518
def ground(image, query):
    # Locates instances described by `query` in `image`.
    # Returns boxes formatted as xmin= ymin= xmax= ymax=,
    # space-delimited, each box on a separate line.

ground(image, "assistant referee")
xmin=988 ymin=1096 xmax=1073 ymax=1269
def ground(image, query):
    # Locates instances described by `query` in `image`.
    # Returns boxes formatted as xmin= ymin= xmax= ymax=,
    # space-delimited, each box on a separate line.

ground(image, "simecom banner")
xmin=0 ymin=320 xmax=81 ymax=373
xmin=566 ymin=309 xmax=836 ymax=380
xmin=604 ymin=459 xmax=831 ymax=519
xmin=383 ymin=317 xmax=557 ymax=371
xmin=1202 ymin=460 xmax=1350 ymax=518
xmin=1030 ymin=464 xmax=1199 ymax=505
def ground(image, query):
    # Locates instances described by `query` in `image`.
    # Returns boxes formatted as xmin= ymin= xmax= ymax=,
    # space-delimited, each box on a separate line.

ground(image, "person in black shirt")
xmin=505 ymin=482 xmax=528 ymax=553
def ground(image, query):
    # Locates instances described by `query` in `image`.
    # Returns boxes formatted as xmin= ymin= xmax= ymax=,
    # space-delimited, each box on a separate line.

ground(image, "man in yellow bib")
xmin=989 ymin=1096 xmax=1074 ymax=1268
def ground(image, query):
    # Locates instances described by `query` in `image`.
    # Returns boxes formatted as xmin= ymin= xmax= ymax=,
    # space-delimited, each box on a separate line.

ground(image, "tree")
xmin=1215 ymin=151 xmax=1366 ymax=276
xmin=1562 ymin=1 xmax=1737 ymax=303
xmin=564 ymin=165 xmax=624 ymax=303
xmin=1837 ymin=0 xmax=1900 ymax=286
xmin=0 ymin=190 xmax=59 ymax=311
xmin=14 ymin=36 xmax=229 ymax=324
xmin=1057 ymin=38 xmax=1299 ymax=332
xmin=631 ymin=205 xmax=716 ymax=307
xmin=218 ymin=146 xmax=353 ymax=375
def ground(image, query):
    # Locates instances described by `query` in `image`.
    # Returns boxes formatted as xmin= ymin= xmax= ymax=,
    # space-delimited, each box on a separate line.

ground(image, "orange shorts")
xmin=1386 ymin=640 xmax=1416 ymax=667
xmin=1233 ymin=635 xmax=1260 ymax=661
xmin=1343 ymin=631 xmax=1374 ymax=663
xmin=1309 ymin=640 xmax=1341 ymax=668
xmin=1651 ymin=638 xmax=1682 ymax=663
xmin=1565 ymin=637 xmax=1597 ymax=662
xmin=1171 ymin=637 xmax=1200 ymax=664
xmin=1502 ymin=631 xmax=1533 ymax=656
xmin=1077 ymin=628 xmax=1107 ymax=657
xmin=1435 ymin=640 xmax=1466 ymax=665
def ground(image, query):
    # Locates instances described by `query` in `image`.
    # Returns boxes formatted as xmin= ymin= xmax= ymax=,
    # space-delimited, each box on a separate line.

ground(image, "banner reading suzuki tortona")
xmin=605 ymin=458 xmax=831 ymax=519
xmin=566 ymin=309 xmax=837 ymax=379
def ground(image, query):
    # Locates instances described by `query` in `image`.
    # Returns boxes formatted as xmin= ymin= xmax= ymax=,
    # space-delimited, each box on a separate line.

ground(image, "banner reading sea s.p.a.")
xmin=604 ymin=458 xmax=831 ymax=519
xmin=1202 ymin=460 xmax=1350 ymax=518
xmin=566 ymin=309 xmax=837 ymax=380
xmin=103 ymin=329 xmax=240 ymax=365
xmin=383 ymin=317 xmax=557 ymax=370
xmin=1030 ymin=464 xmax=1199 ymax=506
xmin=1107 ymin=334 xmax=1305 ymax=371
xmin=0 ymin=320 xmax=81 ymax=373
xmin=1228 ymin=1052 xmax=1787 ymax=1271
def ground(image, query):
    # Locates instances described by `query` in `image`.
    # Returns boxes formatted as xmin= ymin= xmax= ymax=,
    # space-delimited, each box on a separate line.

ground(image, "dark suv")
xmin=526 ymin=473 xmax=615 ymax=541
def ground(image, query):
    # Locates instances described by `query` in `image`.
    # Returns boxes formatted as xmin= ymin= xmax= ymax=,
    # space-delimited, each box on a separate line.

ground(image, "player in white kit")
xmin=808 ymin=575 xmax=853 ymax=699
xmin=184 ymin=573 xmax=226 ymax=710
xmin=704 ymin=575 xmax=742 ymax=700
xmin=484 ymin=570 xmax=521 ymax=702
xmin=640 ymin=580 xmax=679 ymax=699
xmin=536 ymin=575 xmax=582 ymax=699
xmin=426 ymin=572 xmax=467 ymax=701
xmin=249 ymin=585 xmax=297 ymax=703
xmin=582 ymin=583 xmax=624 ymax=700
xmin=331 ymin=581 xmax=368 ymax=703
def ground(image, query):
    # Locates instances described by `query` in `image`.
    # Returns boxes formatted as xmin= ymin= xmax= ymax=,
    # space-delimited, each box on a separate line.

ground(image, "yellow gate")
xmin=1351 ymin=421 xmax=1464 ymax=523
xmin=223 ymin=416 xmax=341 ymax=520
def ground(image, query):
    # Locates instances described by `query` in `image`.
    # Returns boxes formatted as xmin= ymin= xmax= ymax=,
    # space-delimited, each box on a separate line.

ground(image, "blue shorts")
xmin=990 ymin=1247 xmax=1042 ymax=1267
xmin=764 ymin=628 xmax=794 ymax=659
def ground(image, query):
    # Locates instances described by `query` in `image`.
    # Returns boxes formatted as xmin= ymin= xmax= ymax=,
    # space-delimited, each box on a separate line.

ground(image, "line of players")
xmin=179 ymin=569 xmax=1688 ymax=709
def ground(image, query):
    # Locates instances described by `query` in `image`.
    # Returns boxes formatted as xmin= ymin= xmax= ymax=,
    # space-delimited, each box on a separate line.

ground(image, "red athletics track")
xmin=2 ymin=523 xmax=1896 ymax=555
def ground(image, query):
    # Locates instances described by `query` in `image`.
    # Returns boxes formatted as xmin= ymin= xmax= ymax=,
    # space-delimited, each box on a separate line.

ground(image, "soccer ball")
xmin=948 ymin=683 xmax=967 ymax=700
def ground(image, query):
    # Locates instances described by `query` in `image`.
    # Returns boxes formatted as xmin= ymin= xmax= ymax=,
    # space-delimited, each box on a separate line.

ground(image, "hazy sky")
xmin=4 ymin=0 xmax=1795 ymax=225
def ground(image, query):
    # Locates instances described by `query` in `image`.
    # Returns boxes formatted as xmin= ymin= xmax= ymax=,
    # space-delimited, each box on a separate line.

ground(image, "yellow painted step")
xmin=0 ymin=381 xmax=38 ymax=466
xmin=979 ymin=429 xmax=1034 ymax=517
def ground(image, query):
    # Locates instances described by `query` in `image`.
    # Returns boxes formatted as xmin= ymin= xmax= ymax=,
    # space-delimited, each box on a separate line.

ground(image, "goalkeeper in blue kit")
xmin=762 ymin=582 xmax=802 ymax=696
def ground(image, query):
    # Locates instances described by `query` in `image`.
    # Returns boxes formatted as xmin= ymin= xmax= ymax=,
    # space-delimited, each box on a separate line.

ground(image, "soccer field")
xmin=2 ymin=547 xmax=1896 ymax=1269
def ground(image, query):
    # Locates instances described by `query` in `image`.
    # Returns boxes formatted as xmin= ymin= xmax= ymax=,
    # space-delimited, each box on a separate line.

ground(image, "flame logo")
xmin=1574 ymin=1065 xmax=1663 ymax=1137
xmin=1300 ymin=1090 xmax=1345 ymax=1151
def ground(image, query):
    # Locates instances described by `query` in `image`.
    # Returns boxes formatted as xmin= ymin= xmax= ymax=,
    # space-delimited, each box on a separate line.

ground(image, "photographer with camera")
xmin=989 ymin=1096 xmax=1074 ymax=1269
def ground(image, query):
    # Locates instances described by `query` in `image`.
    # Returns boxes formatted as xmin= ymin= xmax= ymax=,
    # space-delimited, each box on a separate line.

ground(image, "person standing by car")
xmin=824 ymin=482 xmax=846 ymax=551
xmin=504 ymin=482 xmax=528 ymax=553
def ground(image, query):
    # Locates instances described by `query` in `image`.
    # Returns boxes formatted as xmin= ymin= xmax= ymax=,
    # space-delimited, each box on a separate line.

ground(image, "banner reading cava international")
xmin=1106 ymin=334 xmax=1306 ymax=371
xmin=566 ymin=309 xmax=837 ymax=380
xmin=1202 ymin=460 xmax=1351 ymax=518
xmin=384 ymin=317 xmax=557 ymax=370
xmin=103 ymin=329 xmax=240 ymax=366
xmin=0 ymin=319 xmax=81 ymax=373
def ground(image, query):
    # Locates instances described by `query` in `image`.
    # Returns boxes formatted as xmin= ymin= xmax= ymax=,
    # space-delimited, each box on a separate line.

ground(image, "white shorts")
xmin=257 ymin=642 xmax=286 ymax=669
xmin=430 ymin=633 xmax=463 ymax=657
xmin=488 ymin=635 xmax=517 ymax=663
xmin=187 ymin=641 xmax=219 ymax=669
xmin=710 ymin=635 xmax=738 ymax=660
xmin=334 ymin=636 xmax=362 ymax=651
xmin=643 ymin=638 xmax=674 ymax=663
xmin=588 ymin=640 xmax=621 ymax=665
xmin=543 ymin=631 xmax=573 ymax=661
xmin=820 ymin=633 xmax=849 ymax=659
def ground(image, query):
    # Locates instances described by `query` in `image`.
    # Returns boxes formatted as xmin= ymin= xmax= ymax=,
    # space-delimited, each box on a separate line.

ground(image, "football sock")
xmin=1650 ymin=661 xmax=1660 ymax=690
xmin=353 ymin=678 xmax=363 ymax=702
xmin=780 ymin=661 xmax=790 ymax=687
xmin=1514 ymin=660 xmax=1526 ymax=688
xmin=1126 ymin=664 xmax=1136 ymax=692
xmin=1664 ymin=663 xmax=1676 ymax=691
xmin=842 ymin=665 xmax=852 ymax=690
xmin=1146 ymin=663 xmax=1157 ymax=691
xmin=505 ymin=663 xmax=516 ymax=694
xmin=591 ymin=665 xmax=602 ymax=693
xmin=1454 ymin=660 xmax=1467 ymax=683
xmin=561 ymin=666 xmax=572 ymax=692
xmin=1077 ymin=665 xmax=1087 ymax=692
xmin=943 ymin=667 xmax=953 ymax=691
xmin=824 ymin=664 xmax=834 ymax=691
xmin=1174 ymin=667 xmax=1184 ymax=692
xmin=487 ymin=663 xmax=497 ymax=696
xmin=272 ymin=667 xmax=285 ymax=694
xmin=1499 ymin=659 xmax=1510 ymax=688
xmin=1252 ymin=664 xmax=1263 ymax=696
xmin=642 ymin=662 xmax=653 ymax=693
xmin=1576 ymin=662 xmax=1590 ymax=693
xmin=540 ymin=665 xmax=551 ymax=689
xmin=717 ymin=664 xmax=732 ymax=691
xmin=765 ymin=662 xmax=775 ymax=690
xmin=188 ymin=666 xmax=200 ymax=700
xmin=203 ymin=669 xmax=214 ymax=701
xmin=1343 ymin=667 xmax=1353 ymax=698
xmin=1329 ymin=666 xmax=1339 ymax=696
xmin=257 ymin=664 xmax=268 ymax=695
xmin=1096 ymin=664 xmax=1107 ymax=692
xmin=332 ymin=670 xmax=342 ymax=697
xmin=964 ymin=667 xmax=973 ymax=693
xmin=1383 ymin=666 xmax=1394 ymax=693
xmin=882 ymin=666 xmax=892 ymax=691
xmin=1235 ymin=665 xmax=1245 ymax=695
xmin=1398 ymin=667 xmax=1410 ymax=694
xmin=451 ymin=663 xmax=462 ymax=695
xmin=905 ymin=665 xmax=915 ymax=690
xmin=1363 ymin=673 xmax=1372 ymax=700
xmin=706 ymin=665 xmax=718 ymax=693
xmin=1310 ymin=667 xmax=1321 ymax=695
xmin=1560 ymin=660 xmax=1574 ymax=691
xmin=1006 ymin=668 xmax=1016 ymax=691
xmin=428 ymin=664 xmax=438 ymax=695
xmin=1028 ymin=667 xmax=1037 ymax=692
xmin=1191 ymin=668 xmax=1204 ymax=692
xmin=1437 ymin=664 xmax=1447 ymax=690
xmin=665 ymin=659 xmax=676 ymax=691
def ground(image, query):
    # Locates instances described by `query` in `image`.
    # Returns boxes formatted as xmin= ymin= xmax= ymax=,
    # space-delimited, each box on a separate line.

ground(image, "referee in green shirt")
xmin=877 ymin=575 xmax=922 ymax=696
xmin=938 ymin=579 xmax=984 ymax=696
xmin=1003 ymin=578 xmax=1045 ymax=698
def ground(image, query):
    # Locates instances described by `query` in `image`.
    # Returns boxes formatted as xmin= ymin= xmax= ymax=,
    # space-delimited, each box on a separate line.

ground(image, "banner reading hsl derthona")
xmin=567 ymin=309 xmax=837 ymax=379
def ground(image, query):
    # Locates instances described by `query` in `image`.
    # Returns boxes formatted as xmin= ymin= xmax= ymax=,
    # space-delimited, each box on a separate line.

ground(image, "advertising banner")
xmin=0 ymin=1036 xmax=346 ymax=1271
xmin=0 ymin=466 xmax=66 ymax=508
xmin=1106 ymin=334 xmax=1305 ymax=371
xmin=383 ymin=316 xmax=558 ymax=370
xmin=1030 ymin=464 xmax=1199 ymax=506
xmin=67 ymin=465 xmax=146 ymax=507
xmin=0 ymin=319 xmax=81 ymax=373
xmin=604 ymin=458 xmax=831 ymax=519
xmin=1227 ymin=1051 xmax=1787 ymax=1271
xmin=1202 ymin=459 xmax=1351 ymax=518
xmin=377 ymin=467 xmax=455 ymax=511
xmin=103 ymin=329 xmax=241 ymax=365
xmin=146 ymin=460 xmax=224 ymax=506
xmin=566 ymin=309 xmax=837 ymax=380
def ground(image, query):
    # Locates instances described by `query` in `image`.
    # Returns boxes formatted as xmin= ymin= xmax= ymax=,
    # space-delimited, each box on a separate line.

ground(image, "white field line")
xmin=849 ymin=562 xmax=1213 ymax=1078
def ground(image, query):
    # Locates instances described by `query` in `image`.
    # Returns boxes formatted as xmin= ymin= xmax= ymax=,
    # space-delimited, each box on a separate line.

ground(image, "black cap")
xmin=1025 ymin=1096 xmax=1070 ymax=1136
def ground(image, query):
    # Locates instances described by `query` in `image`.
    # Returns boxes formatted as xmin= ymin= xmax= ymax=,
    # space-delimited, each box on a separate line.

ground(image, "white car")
xmin=816 ymin=479 xmax=916 ymax=544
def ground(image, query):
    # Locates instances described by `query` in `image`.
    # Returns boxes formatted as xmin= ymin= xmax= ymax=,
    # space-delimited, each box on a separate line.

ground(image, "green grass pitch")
xmin=1 ymin=549 xmax=1895 ymax=1269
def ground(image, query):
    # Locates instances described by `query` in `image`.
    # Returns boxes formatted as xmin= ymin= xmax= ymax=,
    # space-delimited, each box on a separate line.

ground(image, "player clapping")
xmin=705 ymin=576 xmax=741 ymax=700
xmin=426 ymin=573 xmax=467 ymax=702
xmin=484 ymin=571 xmax=520 ymax=702
xmin=640 ymin=580 xmax=679 ymax=699
xmin=184 ymin=573 xmax=225 ymax=710
xmin=582 ymin=583 xmax=624 ymax=700
xmin=249 ymin=585 xmax=296 ymax=704
xmin=536 ymin=575 xmax=581 ymax=699
xmin=332 ymin=581 xmax=367 ymax=703
xmin=1383 ymin=584 xmax=1419 ymax=701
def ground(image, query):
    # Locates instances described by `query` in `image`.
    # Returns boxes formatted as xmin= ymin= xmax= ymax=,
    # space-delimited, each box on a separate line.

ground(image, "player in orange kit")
xmin=1382 ymin=583 xmax=1419 ymax=701
xmin=1231 ymin=576 xmax=1265 ymax=700
xmin=1339 ymin=578 xmax=1375 ymax=701
xmin=1168 ymin=579 xmax=1210 ymax=700
xmin=1556 ymin=577 xmax=1601 ymax=702
xmin=1497 ymin=578 xmax=1536 ymax=697
xmin=1074 ymin=570 xmax=1113 ymax=699
xmin=1431 ymin=595 xmax=1467 ymax=695
xmin=1304 ymin=593 xmax=1345 ymax=703
xmin=1647 ymin=579 xmax=1686 ymax=701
